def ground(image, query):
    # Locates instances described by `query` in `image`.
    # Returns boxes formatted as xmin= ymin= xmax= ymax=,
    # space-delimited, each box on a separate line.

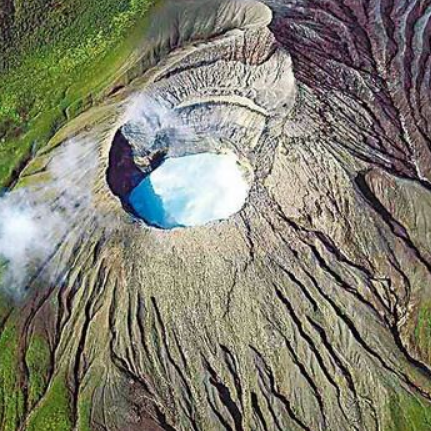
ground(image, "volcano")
xmin=1 ymin=0 xmax=431 ymax=430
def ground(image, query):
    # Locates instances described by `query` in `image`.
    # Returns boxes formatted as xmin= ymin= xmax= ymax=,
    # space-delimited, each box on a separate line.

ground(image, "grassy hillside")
xmin=0 ymin=0 xmax=154 ymax=187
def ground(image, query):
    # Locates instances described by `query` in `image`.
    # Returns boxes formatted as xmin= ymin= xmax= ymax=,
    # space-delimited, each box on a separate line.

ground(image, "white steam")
xmin=129 ymin=152 xmax=250 ymax=228
xmin=121 ymin=94 xmax=199 ymax=156
xmin=0 ymin=138 xmax=99 ymax=298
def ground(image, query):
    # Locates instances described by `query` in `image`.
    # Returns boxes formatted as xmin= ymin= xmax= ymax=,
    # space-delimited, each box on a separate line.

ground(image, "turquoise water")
xmin=129 ymin=153 xmax=249 ymax=229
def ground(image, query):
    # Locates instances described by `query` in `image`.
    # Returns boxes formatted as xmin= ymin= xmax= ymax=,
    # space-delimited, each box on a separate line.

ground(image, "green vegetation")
xmin=27 ymin=374 xmax=72 ymax=431
xmin=0 ymin=323 xmax=24 ymax=431
xmin=25 ymin=335 xmax=51 ymax=408
xmin=0 ymin=290 xmax=12 ymax=324
xmin=414 ymin=301 xmax=431 ymax=364
xmin=388 ymin=391 xmax=431 ymax=431
xmin=0 ymin=0 xmax=155 ymax=187
xmin=77 ymin=398 xmax=93 ymax=431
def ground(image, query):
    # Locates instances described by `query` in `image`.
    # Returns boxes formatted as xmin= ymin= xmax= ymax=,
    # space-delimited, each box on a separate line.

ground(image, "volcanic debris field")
xmin=1 ymin=0 xmax=431 ymax=430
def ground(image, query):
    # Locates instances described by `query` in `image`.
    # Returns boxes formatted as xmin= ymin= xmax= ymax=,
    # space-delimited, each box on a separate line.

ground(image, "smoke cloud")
xmin=0 ymin=138 xmax=99 ymax=299
xmin=121 ymin=94 xmax=199 ymax=157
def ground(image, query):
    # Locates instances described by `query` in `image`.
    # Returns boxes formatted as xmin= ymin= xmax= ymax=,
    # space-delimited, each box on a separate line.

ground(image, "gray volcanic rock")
xmin=2 ymin=0 xmax=431 ymax=430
